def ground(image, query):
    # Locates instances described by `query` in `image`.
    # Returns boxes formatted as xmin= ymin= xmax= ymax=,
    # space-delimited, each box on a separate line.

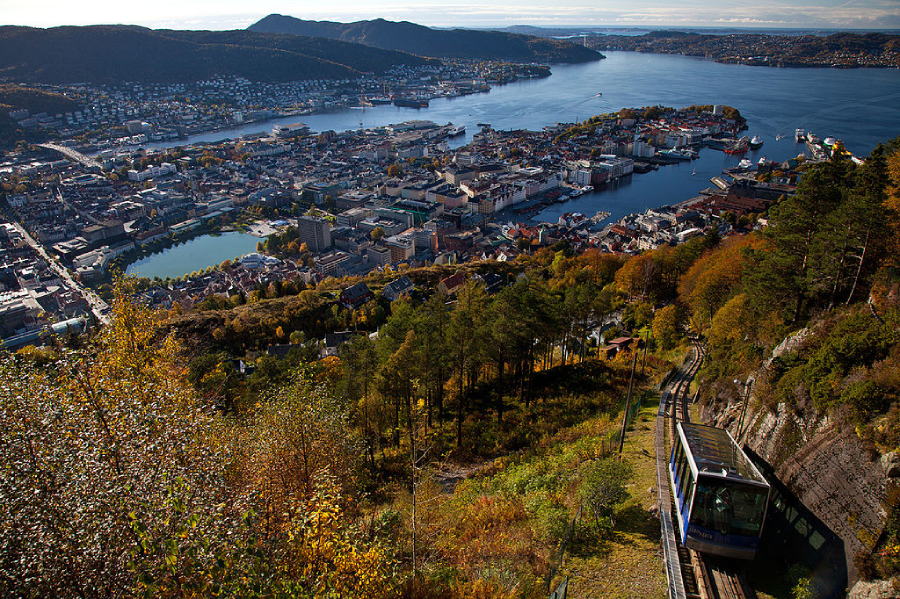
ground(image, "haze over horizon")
xmin=2 ymin=0 xmax=899 ymax=32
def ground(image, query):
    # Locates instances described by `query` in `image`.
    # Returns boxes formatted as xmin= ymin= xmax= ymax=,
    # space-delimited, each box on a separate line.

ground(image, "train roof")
xmin=677 ymin=422 xmax=768 ymax=486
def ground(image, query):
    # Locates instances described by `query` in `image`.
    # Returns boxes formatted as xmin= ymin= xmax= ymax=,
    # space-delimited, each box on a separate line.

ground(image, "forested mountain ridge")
xmin=598 ymin=30 xmax=900 ymax=67
xmin=248 ymin=14 xmax=604 ymax=63
xmin=0 ymin=25 xmax=434 ymax=84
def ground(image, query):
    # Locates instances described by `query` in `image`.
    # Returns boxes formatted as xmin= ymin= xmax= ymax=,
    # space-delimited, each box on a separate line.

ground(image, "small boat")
xmin=795 ymin=128 xmax=806 ymax=142
xmin=557 ymin=194 xmax=570 ymax=203
xmin=750 ymin=134 xmax=763 ymax=149
xmin=691 ymin=168 xmax=697 ymax=176
xmin=775 ymin=133 xmax=786 ymax=141
xmin=581 ymin=185 xmax=593 ymax=193
xmin=570 ymin=188 xmax=582 ymax=198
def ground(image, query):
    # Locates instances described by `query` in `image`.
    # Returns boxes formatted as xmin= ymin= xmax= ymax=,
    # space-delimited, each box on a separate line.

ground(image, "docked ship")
xmin=749 ymin=134 xmax=764 ymax=149
xmin=368 ymin=82 xmax=393 ymax=105
xmin=394 ymin=97 xmax=429 ymax=108
xmin=795 ymin=128 xmax=807 ymax=142
xmin=660 ymin=148 xmax=698 ymax=160
xmin=724 ymin=137 xmax=750 ymax=154
xmin=448 ymin=124 xmax=466 ymax=137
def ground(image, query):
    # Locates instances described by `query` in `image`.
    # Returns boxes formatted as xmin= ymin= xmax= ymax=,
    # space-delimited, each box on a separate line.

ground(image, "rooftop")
xmin=679 ymin=422 xmax=768 ymax=485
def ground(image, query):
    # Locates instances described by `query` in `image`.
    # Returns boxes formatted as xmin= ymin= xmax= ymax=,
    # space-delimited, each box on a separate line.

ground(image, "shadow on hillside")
xmin=613 ymin=504 xmax=660 ymax=542
xmin=745 ymin=447 xmax=848 ymax=599
xmin=567 ymin=525 xmax=613 ymax=560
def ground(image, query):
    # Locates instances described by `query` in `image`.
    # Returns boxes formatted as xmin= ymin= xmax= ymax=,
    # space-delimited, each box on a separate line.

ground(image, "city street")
xmin=10 ymin=222 xmax=111 ymax=325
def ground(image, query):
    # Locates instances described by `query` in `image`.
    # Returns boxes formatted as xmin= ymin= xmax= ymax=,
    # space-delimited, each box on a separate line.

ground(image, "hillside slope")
xmin=248 ymin=14 xmax=604 ymax=63
xmin=0 ymin=25 xmax=433 ymax=84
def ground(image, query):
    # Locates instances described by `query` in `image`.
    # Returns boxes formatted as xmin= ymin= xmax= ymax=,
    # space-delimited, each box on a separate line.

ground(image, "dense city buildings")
xmin=2 ymin=93 xmax=833 ymax=347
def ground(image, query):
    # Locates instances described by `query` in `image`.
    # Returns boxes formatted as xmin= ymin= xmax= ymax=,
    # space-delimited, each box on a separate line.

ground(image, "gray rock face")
xmin=881 ymin=452 xmax=900 ymax=478
xmin=700 ymin=324 xmax=889 ymax=585
xmin=848 ymin=579 xmax=900 ymax=599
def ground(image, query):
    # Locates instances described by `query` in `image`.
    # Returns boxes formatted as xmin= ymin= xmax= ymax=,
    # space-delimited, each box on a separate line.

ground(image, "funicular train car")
xmin=669 ymin=422 xmax=771 ymax=559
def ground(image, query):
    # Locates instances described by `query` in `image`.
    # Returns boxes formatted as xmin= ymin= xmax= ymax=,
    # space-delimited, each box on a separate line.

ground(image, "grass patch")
xmin=560 ymin=397 xmax=667 ymax=599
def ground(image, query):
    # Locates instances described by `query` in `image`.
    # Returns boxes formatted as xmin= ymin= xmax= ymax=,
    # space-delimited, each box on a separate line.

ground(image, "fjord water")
xmin=168 ymin=51 xmax=900 ymax=155
xmin=138 ymin=51 xmax=898 ymax=275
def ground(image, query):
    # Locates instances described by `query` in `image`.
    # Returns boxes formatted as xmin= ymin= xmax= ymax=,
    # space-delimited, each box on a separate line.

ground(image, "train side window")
xmin=677 ymin=453 xmax=689 ymax=499
xmin=672 ymin=441 xmax=682 ymax=474
xmin=672 ymin=444 xmax=682 ymax=489
xmin=684 ymin=470 xmax=695 ymax=518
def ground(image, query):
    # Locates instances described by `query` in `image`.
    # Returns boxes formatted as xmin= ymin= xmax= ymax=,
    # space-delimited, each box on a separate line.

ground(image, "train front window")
xmin=689 ymin=479 xmax=767 ymax=537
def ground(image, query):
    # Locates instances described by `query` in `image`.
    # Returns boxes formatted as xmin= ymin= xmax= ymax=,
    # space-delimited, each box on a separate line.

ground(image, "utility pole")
xmin=735 ymin=378 xmax=753 ymax=439
xmin=618 ymin=347 xmax=639 ymax=453
xmin=640 ymin=329 xmax=649 ymax=376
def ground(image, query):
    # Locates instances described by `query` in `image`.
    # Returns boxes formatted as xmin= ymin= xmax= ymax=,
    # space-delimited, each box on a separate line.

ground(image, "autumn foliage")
xmin=0 ymin=280 xmax=393 ymax=597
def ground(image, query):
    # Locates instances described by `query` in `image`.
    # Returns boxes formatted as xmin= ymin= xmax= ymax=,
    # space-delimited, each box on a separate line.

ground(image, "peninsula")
xmin=594 ymin=30 xmax=900 ymax=68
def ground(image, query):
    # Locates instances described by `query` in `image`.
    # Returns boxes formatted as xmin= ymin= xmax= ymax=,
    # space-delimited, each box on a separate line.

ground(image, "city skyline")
xmin=2 ymin=0 xmax=899 ymax=31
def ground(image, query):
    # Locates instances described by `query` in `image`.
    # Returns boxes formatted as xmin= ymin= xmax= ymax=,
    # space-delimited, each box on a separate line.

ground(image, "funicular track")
xmin=656 ymin=341 xmax=754 ymax=599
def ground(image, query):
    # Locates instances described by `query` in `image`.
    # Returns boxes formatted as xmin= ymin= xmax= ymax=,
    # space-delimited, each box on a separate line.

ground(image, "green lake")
xmin=125 ymin=232 xmax=260 ymax=279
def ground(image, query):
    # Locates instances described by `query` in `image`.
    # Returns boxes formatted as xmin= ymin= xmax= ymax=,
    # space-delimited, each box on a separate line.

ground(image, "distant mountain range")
xmin=0 ymin=25 xmax=436 ymax=85
xmin=248 ymin=15 xmax=603 ymax=63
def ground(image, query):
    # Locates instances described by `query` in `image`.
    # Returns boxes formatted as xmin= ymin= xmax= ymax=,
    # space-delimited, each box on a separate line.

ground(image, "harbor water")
xmin=134 ymin=51 xmax=899 ymax=271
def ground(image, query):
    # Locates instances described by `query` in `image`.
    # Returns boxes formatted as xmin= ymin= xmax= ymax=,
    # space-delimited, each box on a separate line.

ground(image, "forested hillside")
xmin=0 ymin=84 xmax=80 ymax=148
xmin=0 ymin=25 xmax=433 ymax=84
xmin=599 ymin=31 xmax=900 ymax=68
xmin=1 ymin=247 xmax=678 ymax=596
xmin=248 ymin=15 xmax=603 ymax=63
xmin=2 ymin=138 xmax=899 ymax=596
xmin=680 ymin=140 xmax=900 ymax=583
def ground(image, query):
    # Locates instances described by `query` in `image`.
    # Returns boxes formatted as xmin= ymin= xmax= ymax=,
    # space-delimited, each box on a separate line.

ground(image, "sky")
xmin=2 ymin=0 xmax=899 ymax=30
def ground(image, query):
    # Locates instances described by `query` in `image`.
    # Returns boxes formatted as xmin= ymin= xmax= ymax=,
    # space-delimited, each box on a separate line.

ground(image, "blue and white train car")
xmin=669 ymin=422 xmax=770 ymax=560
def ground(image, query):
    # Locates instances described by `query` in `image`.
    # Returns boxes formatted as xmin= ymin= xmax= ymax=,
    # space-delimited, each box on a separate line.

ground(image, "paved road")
xmin=38 ymin=143 xmax=102 ymax=170
xmin=10 ymin=222 xmax=111 ymax=325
